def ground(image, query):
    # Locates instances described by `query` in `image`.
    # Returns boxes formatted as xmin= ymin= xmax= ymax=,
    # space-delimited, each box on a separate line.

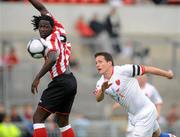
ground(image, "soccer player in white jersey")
xmin=137 ymin=75 xmax=163 ymax=120
xmin=137 ymin=76 xmax=176 ymax=137
xmin=113 ymin=76 xmax=176 ymax=137
xmin=113 ymin=75 xmax=164 ymax=136
xmin=28 ymin=0 xmax=77 ymax=137
xmin=93 ymin=52 xmax=175 ymax=137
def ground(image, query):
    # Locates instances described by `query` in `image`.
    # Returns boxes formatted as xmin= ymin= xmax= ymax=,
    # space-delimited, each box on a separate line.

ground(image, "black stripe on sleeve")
xmin=132 ymin=65 xmax=135 ymax=77
xmin=137 ymin=65 xmax=140 ymax=75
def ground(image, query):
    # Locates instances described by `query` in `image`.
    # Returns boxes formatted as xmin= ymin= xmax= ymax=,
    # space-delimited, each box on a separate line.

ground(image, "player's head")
xmin=31 ymin=15 xmax=54 ymax=39
xmin=94 ymin=52 xmax=114 ymax=74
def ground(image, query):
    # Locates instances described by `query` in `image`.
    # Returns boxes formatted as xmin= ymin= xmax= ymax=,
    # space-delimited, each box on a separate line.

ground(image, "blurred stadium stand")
xmin=0 ymin=3 xmax=180 ymax=137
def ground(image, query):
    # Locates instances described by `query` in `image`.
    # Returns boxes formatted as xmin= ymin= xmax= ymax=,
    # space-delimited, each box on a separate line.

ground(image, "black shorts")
xmin=38 ymin=73 xmax=77 ymax=115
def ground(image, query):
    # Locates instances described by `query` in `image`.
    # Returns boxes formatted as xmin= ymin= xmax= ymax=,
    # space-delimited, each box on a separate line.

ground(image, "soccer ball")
xmin=27 ymin=38 xmax=46 ymax=59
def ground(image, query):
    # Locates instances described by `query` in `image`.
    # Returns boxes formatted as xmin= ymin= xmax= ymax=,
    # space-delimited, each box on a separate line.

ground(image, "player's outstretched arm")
xmin=29 ymin=0 xmax=48 ymax=15
xmin=144 ymin=66 xmax=174 ymax=79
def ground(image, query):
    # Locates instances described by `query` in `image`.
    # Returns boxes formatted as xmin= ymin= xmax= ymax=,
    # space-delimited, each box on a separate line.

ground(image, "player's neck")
xmin=104 ymin=66 xmax=114 ymax=80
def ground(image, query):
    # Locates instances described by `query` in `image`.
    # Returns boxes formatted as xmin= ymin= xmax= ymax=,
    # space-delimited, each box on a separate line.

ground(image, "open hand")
xmin=101 ymin=81 xmax=112 ymax=91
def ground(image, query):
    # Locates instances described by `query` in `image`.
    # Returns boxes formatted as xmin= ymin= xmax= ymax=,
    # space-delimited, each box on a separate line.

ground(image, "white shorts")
xmin=126 ymin=105 xmax=159 ymax=137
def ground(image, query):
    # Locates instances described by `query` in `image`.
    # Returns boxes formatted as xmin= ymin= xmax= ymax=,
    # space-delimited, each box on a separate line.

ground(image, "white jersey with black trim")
xmin=142 ymin=83 xmax=163 ymax=105
xmin=95 ymin=64 xmax=154 ymax=115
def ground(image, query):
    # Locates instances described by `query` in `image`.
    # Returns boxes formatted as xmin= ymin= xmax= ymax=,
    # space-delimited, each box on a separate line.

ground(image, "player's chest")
xmin=105 ymin=77 xmax=126 ymax=98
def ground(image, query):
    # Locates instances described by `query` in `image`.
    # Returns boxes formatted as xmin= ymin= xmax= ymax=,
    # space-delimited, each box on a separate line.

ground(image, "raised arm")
xmin=29 ymin=0 xmax=49 ymax=15
xmin=144 ymin=66 xmax=173 ymax=79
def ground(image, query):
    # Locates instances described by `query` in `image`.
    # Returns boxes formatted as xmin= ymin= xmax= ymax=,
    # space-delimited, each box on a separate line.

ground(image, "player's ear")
xmin=108 ymin=61 xmax=112 ymax=66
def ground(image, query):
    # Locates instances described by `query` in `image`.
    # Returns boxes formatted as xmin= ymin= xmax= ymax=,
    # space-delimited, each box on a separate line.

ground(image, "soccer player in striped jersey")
xmin=28 ymin=0 xmax=77 ymax=137
xmin=93 ymin=52 xmax=175 ymax=137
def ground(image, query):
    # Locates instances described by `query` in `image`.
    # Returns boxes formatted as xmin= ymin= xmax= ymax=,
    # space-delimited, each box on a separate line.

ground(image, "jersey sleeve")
xmin=49 ymin=14 xmax=68 ymax=45
xmin=119 ymin=64 xmax=145 ymax=77
xmin=42 ymin=35 xmax=57 ymax=50
xmin=46 ymin=13 xmax=64 ymax=29
xmin=40 ymin=35 xmax=59 ymax=58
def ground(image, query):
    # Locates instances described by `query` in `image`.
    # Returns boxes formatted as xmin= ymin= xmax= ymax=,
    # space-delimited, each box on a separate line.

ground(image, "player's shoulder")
xmin=114 ymin=64 xmax=132 ymax=73
xmin=46 ymin=13 xmax=52 ymax=17
xmin=118 ymin=64 xmax=133 ymax=69
xmin=114 ymin=65 xmax=128 ymax=70
xmin=46 ymin=13 xmax=64 ymax=28
xmin=45 ymin=33 xmax=55 ymax=41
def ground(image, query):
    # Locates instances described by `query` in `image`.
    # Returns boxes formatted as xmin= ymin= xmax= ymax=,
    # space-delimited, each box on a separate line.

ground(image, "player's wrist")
xmin=35 ymin=75 xmax=41 ymax=80
xmin=101 ymin=87 xmax=106 ymax=92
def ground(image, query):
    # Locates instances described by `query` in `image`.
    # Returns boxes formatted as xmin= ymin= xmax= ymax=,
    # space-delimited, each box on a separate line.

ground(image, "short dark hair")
xmin=31 ymin=15 xmax=54 ymax=31
xmin=94 ymin=52 xmax=114 ymax=66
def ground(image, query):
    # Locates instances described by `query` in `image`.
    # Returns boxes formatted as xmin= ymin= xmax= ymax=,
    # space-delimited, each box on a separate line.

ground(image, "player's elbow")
xmin=48 ymin=55 xmax=56 ymax=66
xmin=51 ymin=59 xmax=56 ymax=65
xmin=47 ymin=59 xmax=56 ymax=67
xmin=40 ymin=9 xmax=49 ymax=16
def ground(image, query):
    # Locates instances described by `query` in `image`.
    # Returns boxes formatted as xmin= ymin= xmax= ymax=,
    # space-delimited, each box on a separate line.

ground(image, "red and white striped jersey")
xmin=42 ymin=15 xmax=71 ymax=79
xmin=94 ymin=64 xmax=154 ymax=115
